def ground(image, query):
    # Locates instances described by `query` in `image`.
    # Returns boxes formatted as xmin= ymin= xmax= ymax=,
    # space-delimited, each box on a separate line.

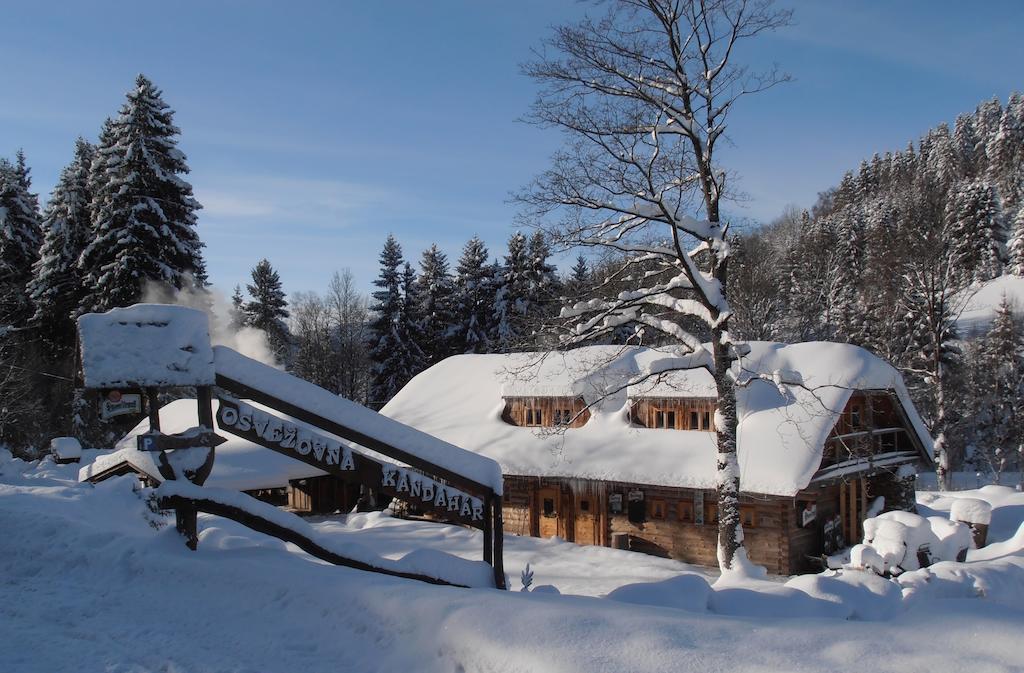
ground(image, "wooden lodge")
xmin=497 ymin=390 xmax=924 ymax=575
xmin=380 ymin=342 xmax=934 ymax=575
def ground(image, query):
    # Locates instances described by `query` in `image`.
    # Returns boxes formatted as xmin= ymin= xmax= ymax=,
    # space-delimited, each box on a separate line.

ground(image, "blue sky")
xmin=2 ymin=1 xmax=1022 ymax=298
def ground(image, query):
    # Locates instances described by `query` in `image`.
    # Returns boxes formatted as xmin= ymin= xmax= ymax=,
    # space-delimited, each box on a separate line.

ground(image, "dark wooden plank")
xmin=491 ymin=495 xmax=505 ymax=589
xmin=215 ymin=374 xmax=492 ymax=497
xmin=158 ymin=494 xmax=478 ymax=588
xmin=215 ymin=399 xmax=487 ymax=530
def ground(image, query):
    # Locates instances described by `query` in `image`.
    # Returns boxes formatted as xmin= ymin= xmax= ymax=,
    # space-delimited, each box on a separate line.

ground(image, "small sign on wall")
xmin=609 ymin=493 xmax=623 ymax=514
xmin=100 ymin=391 xmax=142 ymax=420
xmin=694 ymin=491 xmax=705 ymax=525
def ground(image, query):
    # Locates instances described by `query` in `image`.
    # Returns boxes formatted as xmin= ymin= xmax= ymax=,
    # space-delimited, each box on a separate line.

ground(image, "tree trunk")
xmin=712 ymin=326 xmax=742 ymax=570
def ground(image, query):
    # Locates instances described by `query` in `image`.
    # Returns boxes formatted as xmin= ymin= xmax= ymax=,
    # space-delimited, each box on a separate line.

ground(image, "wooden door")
xmin=538 ymin=486 xmax=560 ymax=538
xmin=574 ymin=494 xmax=597 ymax=546
xmin=839 ymin=478 xmax=867 ymax=545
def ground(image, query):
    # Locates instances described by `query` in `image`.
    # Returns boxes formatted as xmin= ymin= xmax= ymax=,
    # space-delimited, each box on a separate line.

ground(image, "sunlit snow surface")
xmin=2 ymin=453 xmax=1023 ymax=673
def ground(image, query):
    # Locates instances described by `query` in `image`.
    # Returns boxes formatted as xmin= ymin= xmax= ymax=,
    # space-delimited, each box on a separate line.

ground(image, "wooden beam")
xmin=146 ymin=387 xmax=161 ymax=432
xmin=492 ymin=496 xmax=506 ymax=590
xmin=839 ymin=482 xmax=847 ymax=543
xmin=158 ymin=494 xmax=477 ymax=588
xmin=482 ymin=497 xmax=493 ymax=565
xmin=215 ymin=399 xmax=487 ymax=530
xmin=215 ymin=375 xmax=492 ymax=497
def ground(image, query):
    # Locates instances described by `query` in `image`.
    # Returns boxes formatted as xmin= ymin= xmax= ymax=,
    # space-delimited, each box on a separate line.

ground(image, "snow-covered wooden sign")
xmin=78 ymin=304 xmax=215 ymax=389
xmin=216 ymin=399 xmax=484 ymax=526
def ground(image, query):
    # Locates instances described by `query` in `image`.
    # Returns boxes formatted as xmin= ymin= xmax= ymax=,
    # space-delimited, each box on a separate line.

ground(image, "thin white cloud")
xmin=194 ymin=174 xmax=403 ymax=229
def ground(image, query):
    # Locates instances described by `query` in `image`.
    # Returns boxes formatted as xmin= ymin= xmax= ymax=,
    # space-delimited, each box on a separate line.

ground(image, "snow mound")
xmin=78 ymin=304 xmax=215 ymax=388
xmin=950 ymin=497 xmax=993 ymax=525
xmin=156 ymin=480 xmax=495 ymax=588
xmin=604 ymin=574 xmax=711 ymax=612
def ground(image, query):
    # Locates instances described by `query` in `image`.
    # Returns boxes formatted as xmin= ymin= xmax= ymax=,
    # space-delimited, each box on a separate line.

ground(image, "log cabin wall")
xmin=629 ymin=397 xmax=718 ymax=431
xmin=287 ymin=475 xmax=359 ymax=514
xmin=502 ymin=475 xmax=793 ymax=575
xmin=502 ymin=397 xmax=590 ymax=428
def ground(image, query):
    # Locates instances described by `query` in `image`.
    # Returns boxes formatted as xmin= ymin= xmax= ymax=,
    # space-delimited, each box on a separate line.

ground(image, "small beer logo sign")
xmin=100 ymin=390 xmax=142 ymax=420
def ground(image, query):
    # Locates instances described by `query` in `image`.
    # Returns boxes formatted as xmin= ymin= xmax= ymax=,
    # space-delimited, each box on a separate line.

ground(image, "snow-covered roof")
xmin=78 ymin=304 xmax=215 ymax=389
xmin=79 ymin=399 xmax=327 ymax=491
xmin=956 ymin=274 xmax=1024 ymax=337
xmin=381 ymin=342 xmax=934 ymax=497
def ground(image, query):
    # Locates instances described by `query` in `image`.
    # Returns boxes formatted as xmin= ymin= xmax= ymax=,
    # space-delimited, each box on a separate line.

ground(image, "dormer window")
xmin=632 ymin=398 xmax=716 ymax=431
xmin=526 ymin=407 xmax=543 ymax=426
xmin=502 ymin=397 xmax=590 ymax=428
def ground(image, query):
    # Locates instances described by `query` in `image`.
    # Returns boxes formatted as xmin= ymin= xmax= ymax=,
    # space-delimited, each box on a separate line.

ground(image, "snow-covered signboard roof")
xmin=78 ymin=304 xmax=215 ymax=389
xmin=382 ymin=342 xmax=934 ymax=497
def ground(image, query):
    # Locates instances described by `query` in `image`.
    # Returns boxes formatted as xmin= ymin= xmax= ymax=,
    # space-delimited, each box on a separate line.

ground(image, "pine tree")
xmin=946 ymin=179 xmax=1005 ymax=283
xmin=77 ymin=74 xmax=204 ymax=314
xmin=1008 ymin=207 xmax=1024 ymax=276
xmin=400 ymin=262 xmax=427 ymax=374
xmin=969 ymin=296 xmax=1023 ymax=480
xmin=451 ymin=236 xmax=493 ymax=354
xmin=28 ymin=139 xmax=95 ymax=352
xmin=244 ymin=259 xmax=291 ymax=362
xmin=369 ymin=236 xmax=422 ymax=406
xmin=230 ymin=284 xmax=246 ymax=330
xmin=493 ymin=231 xmax=530 ymax=351
xmin=0 ymin=154 xmax=42 ymax=327
xmin=415 ymin=244 xmax=455 ymax=363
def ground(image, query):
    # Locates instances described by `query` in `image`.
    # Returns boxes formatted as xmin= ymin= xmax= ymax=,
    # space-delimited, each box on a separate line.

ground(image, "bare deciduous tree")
xmin=520 ymin=0 xmax=790 ymax=569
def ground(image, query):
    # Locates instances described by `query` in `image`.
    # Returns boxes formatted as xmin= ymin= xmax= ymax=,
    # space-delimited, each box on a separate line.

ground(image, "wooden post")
xmin=839 ymin=482 xmax=848 ymax=544
xmin=848 ymin=480 xmax=858 ymax=544
xmin=492 ymin=496 xmax=505 ymax=590
xmin=482 ymin=495 xmax=493 ymax=566
xmin=146 ymin=387 xmax=161 ymax=431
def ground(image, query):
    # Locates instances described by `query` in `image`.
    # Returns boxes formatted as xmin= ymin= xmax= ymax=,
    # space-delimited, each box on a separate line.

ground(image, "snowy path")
xmin=2 ymin=456 xmax=1023 ymax=673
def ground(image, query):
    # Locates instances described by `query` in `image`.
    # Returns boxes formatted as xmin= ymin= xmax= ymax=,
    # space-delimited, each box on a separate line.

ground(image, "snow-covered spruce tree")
xmin=451 ymin=236 xmax=494 ymax=354
xmin=244 ymin=258 xmax=291 ymax=363
xmin=369 ymin=237 xmax=423 ymax=407
xmin=400 ymin=262 xmax=427 ymax=372
xmin=968 ymin=295 xmax=1023 ymax=481
xmin=28 ymin=139 xmax=95 ymax=354
xmin=1007 ymin=207 xmax=1024 ymax=276
xmin=0 ymin=154 xmax=45 ymax=453
xmin=492 ymin=231 xmax=530 ymax=352
xmin=523 ymin=230 xmax=560 ymax=346
xmin=519 ymin=0 xmax=790 ymax=570
xmin=415 ymin=244 xmax=456 ymax=363
xmin=77 ymin=75 xmax=204 ymax=315
xmin=0 ymin=155 xmax=42 ymax=327
xmin=945 ymin=179 xmax=1005 ymax=284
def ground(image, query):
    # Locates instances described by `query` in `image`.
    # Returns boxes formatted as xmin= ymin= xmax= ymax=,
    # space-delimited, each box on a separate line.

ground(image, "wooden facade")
xmin=502 ymin=396 xmax=590 ymax=428
xmin=500 ymin=470 xmax=913 ymax=575
xmin=496 ymin=392 xmax=926 ymax=575
xmin=629 ymin=397 xmax=717 ymax=431
xmin=209 ymin=391 xmax=924 ymax=577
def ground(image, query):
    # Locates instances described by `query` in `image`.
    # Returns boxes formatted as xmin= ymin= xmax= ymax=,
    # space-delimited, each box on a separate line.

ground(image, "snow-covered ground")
xmin=2 ymin=452 xmax=1023 ymax=673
